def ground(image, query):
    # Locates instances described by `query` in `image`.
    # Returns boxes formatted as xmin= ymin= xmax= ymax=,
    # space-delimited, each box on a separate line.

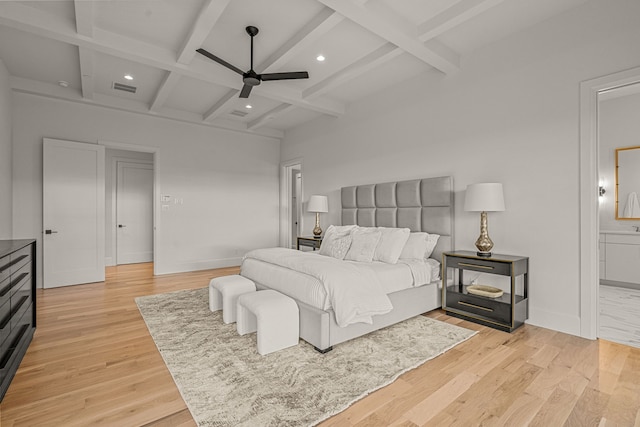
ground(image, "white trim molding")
xmin=579 ymin=66 xmax=640 ymax=339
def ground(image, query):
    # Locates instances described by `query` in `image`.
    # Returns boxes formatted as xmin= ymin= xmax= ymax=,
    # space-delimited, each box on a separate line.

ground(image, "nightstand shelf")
xmin=296 ymin=236 xmax=322 ymax=251
xmin=442 ymin=251 xmax=528 ymax=332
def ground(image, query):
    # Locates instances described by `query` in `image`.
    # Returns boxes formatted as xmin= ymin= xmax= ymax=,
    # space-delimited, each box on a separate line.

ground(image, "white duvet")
xmin=243 ymin=248 xmax=393 ymax=327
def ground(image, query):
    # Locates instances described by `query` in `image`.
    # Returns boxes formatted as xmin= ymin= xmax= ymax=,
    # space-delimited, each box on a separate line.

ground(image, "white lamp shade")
xmin=308 ymin=195 xmax=328 ymax=213
xmin=464 ymin=183 xmax=505 ymax=212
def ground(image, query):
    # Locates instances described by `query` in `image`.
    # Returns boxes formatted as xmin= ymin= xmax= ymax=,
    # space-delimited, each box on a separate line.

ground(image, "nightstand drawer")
xmin=446 ymin=257 xmax=511 ymax=276
xmin=446 ymin=289 xmax=511 ymax=325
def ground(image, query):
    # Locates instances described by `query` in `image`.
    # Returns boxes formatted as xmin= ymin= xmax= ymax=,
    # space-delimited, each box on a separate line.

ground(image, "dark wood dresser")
xmin=0 ymin=239 xmax=36 ymax=401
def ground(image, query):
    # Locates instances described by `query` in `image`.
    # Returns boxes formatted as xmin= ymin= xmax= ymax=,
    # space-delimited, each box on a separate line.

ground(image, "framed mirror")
xmin=615 ymin=145 xmax=640 ymax=219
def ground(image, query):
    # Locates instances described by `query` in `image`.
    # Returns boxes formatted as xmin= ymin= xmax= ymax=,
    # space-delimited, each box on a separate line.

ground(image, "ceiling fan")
xmin=196 ymin=26 xmax=309 ymax=98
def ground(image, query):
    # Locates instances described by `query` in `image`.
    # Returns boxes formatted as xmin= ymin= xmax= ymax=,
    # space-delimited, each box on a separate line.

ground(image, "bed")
xmin=240 ymin=176 xmax=454 ymax=352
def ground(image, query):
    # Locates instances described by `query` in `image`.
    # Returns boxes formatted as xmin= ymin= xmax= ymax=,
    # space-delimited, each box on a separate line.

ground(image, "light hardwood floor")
xmin=1 ymin=263 xmax=639 ymax=426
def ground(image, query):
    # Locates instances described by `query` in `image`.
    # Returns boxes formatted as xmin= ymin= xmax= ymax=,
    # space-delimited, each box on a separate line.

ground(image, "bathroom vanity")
xmin=600 ymin=231 xmax=640 ymax=285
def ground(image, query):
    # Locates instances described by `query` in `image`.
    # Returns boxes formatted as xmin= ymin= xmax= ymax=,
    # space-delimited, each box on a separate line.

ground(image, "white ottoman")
xmin=236 ymin=290 xmax=299 ymax=355
xmin=209 ymin=275 xmax=256 ymax=324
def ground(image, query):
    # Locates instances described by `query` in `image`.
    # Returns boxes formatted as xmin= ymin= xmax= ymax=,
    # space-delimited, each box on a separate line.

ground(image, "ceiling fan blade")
xmin=259 ymin=71 xmax=309 ymax=81
xmin=196 ymin=48 xmax=244 ymax=76
xmin=239 ymin=84 xmax=253 ymax=98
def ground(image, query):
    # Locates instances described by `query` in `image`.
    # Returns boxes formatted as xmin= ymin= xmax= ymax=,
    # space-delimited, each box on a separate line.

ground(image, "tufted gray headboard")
xmin=341 ymin=176 xmax=453 ymax=261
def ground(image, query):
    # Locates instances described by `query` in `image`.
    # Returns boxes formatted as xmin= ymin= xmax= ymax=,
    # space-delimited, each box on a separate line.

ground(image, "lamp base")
xmin=476 ymin=251 xmax=492 ymax=257
xmin=313 ymin=212 xmax=322 ymax=237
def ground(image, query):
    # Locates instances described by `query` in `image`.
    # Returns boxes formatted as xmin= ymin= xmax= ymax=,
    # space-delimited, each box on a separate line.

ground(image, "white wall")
xmin=12 ymin=93 xmax=280 ymax=286
xmin=105 ymin=148 xmax=154 ymax=266
xmin=599 ymin=91 xmax=640 ymax=230
xmin=281 ymin=0 xmax=640 ymax=336
xmin=0 ymin=59 xmax=12 ymax=239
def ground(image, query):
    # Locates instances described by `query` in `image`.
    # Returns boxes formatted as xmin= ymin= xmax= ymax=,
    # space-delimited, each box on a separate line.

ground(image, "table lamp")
xmin=464 ymin=183 xmax=505 ymax=257
xmin=308 ymin=195 xmax=328 ymax=237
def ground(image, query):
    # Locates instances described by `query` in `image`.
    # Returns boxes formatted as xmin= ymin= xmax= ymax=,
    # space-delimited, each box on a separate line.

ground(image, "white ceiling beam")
xmin=315 ymin=0 xmax=459 ymax=74
xmin=258 ymin=8 xmax=343 ymax=73
xmin=248 ymin=104 xmax=295 ymax=130
xmin=73 ymin=0 xmax=93 ymax=37
xmin=303 ymin=0 xmax=505 ymax=100
xmin=9 ymin=76 xmax=283 ymax=139
xmin=177 ymin=0 xmax=232 ymax=65
xmin=0 ymin=2 xmax=344 ymax=117
xmin=77 ymin=46 xmax=94 ymax=100
xmin=417 ymin=0 xmax=507 ymax=41
xmin=149 ymin=72 xmax=181 ymax=112
xmin=74 ymin=0 xmax=94 ymax=100
xmin=150 ymin=0 xmax=230 ymax=115
xmin=203 ymin=89 xmax=239 ymax=122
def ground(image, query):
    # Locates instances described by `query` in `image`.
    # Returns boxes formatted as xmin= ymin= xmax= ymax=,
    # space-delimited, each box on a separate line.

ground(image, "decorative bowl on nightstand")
xmin=467 ymin=285 xmax=503 ymax=298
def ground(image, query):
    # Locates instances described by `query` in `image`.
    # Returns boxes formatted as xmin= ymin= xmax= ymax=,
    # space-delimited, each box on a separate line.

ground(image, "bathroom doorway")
xmin=597 ymin=81 xmax=640 ymax=348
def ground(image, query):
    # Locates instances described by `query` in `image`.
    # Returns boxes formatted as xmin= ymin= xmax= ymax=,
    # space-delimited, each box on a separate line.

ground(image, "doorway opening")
xmin=579 ymin=66 xmax=640 ymax=339
xmin=105 ymin=148 xmax=155 ymax=266
xmin=280 ymin=159 xmax=303 ymax=249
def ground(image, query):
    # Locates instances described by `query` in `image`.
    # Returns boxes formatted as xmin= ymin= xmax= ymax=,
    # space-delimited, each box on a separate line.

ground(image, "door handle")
xmin=45 ymin=229 xmax=58 ymax=235
xmin=118 ymin=224 xmax=126 ymax=228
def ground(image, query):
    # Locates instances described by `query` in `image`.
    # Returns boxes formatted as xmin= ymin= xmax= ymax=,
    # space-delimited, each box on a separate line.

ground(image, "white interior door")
xmin=43 ymin=138 xmax=105 ymax=288
xmin=116 ymin=162 xmax=153 ymax=264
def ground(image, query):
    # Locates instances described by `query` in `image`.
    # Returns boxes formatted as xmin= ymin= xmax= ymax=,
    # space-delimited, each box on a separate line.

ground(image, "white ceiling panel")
xmin=19 ymin=0 xmax=76 ymax=29
xmin=223 ymin=93 xmax=282 ymax=123
xmin=164 ymin=76 xmax=231 ymax=115
xmin=94 ymin=0 xmax=208 ymax=52
xmin=281 ymin=18 xmax=387 ymax=90
xmin=379 ymin=0 xmax=465 ymax=27
xmin=93 ymin=52 xmax=166 ymax=104
xmin=0 ymin=26 xmax=80 ymax=89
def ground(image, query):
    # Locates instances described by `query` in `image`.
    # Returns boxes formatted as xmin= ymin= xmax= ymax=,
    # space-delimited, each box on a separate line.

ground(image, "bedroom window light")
xmin=464 ymin=183 xmax=505 ymax=257
xmin=308 ymin=195 xmax=328 ymax=238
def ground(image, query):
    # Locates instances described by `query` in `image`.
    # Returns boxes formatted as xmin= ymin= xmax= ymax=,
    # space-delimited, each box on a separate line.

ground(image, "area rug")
xmin=135 ymin=287 xmax=476 ymax=427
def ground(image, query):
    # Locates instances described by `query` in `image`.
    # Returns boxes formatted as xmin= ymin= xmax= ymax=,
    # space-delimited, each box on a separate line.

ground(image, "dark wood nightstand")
xmin=297 ymin=236 xmax=323 ymax=251
xmin=442 ymin=251 xmax=529 ymax=332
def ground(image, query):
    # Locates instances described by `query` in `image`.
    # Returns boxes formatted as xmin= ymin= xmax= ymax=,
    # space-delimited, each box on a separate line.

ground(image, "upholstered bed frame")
xmin=256 ymin=176 xmax=454 ymax=352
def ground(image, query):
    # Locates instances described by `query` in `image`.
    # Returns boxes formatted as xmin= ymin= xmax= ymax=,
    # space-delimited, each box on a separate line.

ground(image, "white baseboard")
xmin=105 ymin=257 xmax=115 ymax=267
xmin=527 ymin=307 xmax=582 ymax=338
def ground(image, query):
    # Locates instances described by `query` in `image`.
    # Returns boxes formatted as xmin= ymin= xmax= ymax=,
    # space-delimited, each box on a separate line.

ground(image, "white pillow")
xmin=399 ymin=232 xmax=429 ymax=260
xmin=373 ymin=227 xmax=410 ymax=264
xmin=344 ymin=227 xmax=382 ymax=262
xmin=319 ymin=225 xmax=355 ymax=260
xmin=424 ymin=233 xmax=440 ymax=259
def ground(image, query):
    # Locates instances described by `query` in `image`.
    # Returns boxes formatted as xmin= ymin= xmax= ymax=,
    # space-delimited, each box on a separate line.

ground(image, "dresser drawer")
xmin=0 ymin=312 xmax=32 ymax=383
xmin=10 ymin=298 xmax=30 ymax=332
xmin=446 ymin=257 xmax=511 ymax=276
xmin=446 ymin=289 xmax=511 ymax=325
xmin=0 ymin=264 xmax=30 ymax=301
xmin=0 ymin=299 xmax=10 ymax=347
xmin=10 ymin=246 xmax=31 ymax=275
xmin=0 ymin=255 xmax=10 ymax=285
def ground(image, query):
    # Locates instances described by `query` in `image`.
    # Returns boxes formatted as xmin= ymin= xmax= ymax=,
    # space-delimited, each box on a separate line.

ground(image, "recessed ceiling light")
xmin=57 ymin=80 xmax=69 ymax=88
xmin=124 ymin=74 xmax=134 ymax=80
xmin=316 ymin=55 xmax=325 ymax=62
xmin=245 ymin=104 xmax=252 ymax=109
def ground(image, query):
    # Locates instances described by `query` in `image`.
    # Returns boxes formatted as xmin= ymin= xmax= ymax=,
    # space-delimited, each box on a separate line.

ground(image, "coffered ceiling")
xmin=0 ymin=0 xmax=588 ymax=139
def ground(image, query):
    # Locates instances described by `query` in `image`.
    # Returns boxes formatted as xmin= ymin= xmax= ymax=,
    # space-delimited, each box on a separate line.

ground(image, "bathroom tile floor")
xmin=599 ymin=284 xmax=640 ymax=348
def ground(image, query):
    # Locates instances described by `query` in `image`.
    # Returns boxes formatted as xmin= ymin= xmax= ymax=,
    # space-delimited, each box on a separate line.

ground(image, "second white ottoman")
xmin=208 ymin=275 xmax=256 ymax=324
xmin=236 ymin=290 xmax=299 ymax=355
